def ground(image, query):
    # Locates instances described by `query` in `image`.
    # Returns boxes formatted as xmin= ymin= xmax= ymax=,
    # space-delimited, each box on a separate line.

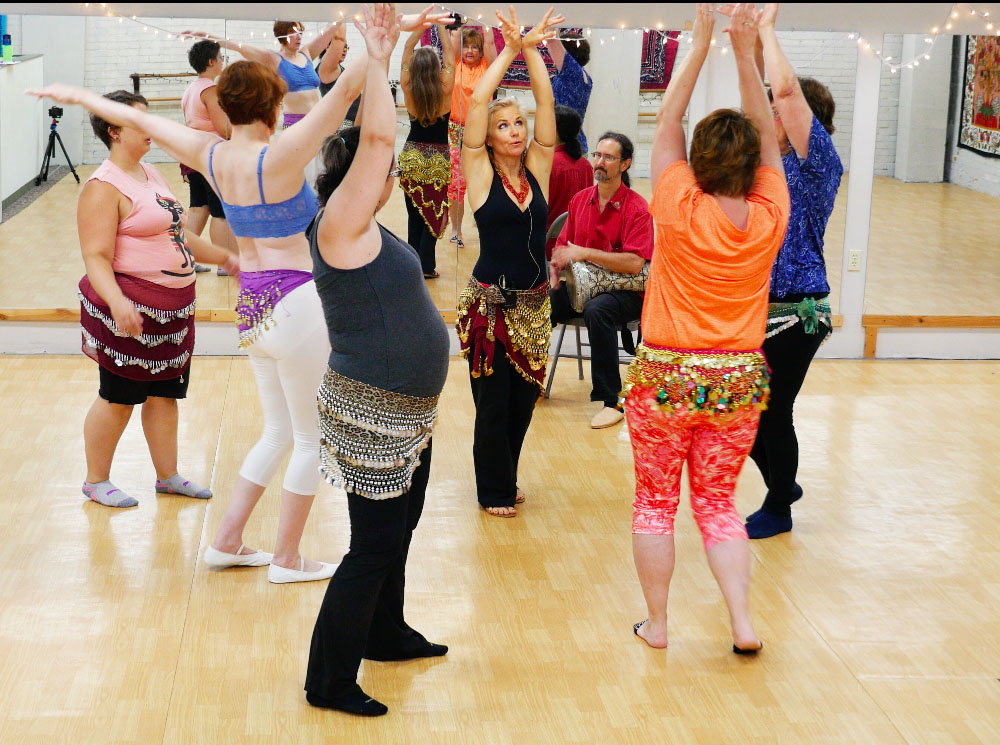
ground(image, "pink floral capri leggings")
xmin=626 ymin=384 xmax=761 ymax=549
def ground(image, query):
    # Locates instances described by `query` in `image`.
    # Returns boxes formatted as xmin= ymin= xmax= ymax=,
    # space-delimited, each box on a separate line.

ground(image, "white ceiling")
xmin=5 ymin=3 xmax=1000 ymax=34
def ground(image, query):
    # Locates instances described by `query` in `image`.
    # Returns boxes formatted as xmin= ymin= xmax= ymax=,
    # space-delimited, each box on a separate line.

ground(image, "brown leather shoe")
xmin=590 ymin=406 xmax=624 ymax=429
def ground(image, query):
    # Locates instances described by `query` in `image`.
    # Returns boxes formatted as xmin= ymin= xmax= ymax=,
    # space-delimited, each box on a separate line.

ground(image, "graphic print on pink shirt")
xmin=154 ymin=193 xmax=196 ymax=279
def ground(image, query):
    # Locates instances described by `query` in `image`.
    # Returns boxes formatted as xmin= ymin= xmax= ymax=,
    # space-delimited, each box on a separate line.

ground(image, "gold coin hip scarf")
xmin=456 ymin=277 xmax=551 ymax=396
xmin=619 ymin=344 xmax=770 ymax=418
xmin=317 ymin=368 xmax=439 ymax=500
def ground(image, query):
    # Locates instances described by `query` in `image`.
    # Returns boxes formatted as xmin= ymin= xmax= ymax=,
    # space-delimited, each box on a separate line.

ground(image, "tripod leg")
xmin=54 ymin=131 xmax=80 ymax=184
xmin=35 ymin=132 xmax=54 ymax=186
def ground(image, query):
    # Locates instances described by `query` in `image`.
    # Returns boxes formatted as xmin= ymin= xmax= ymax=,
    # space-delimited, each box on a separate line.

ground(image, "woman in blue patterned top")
xmin=744 ymin=3 xmax=843 ymax=539
xmin=547 ymin=32 xmax=592 ymax=153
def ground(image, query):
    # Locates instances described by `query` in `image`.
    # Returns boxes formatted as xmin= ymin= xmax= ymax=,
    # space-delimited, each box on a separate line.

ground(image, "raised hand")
xmin=522 ymin=7 xmax=565 ymax=49
xmin=495 ymin=6 xmax=523 ymax=53
xmin=25 ymin=83 xmax=88 ymax=106
xmin=691 ymin=3 xmax=715 ymax=48
xmin=399 ymin=3 xmax=454 ymax=32
xmin=179 ymin=30 xmax=209 ymax=41
xmin=759 ymin=3 xmax=779 ymax=29
xmin=355 ymin=3 xmax=400 ymax=62
xmin=724 ymin=3 xmax=761 ymax=56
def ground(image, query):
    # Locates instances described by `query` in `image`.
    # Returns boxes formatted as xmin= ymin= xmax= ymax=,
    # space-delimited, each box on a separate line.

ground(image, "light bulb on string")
xmin=946 ymin=23 xmax=952 ymax=29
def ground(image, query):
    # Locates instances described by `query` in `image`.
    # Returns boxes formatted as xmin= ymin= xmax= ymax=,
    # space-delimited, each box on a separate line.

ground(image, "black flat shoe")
xmin=364 ymin=642 xmax=448 ymax=662
xmin=732 ymin=642 xmax=763 ymax=656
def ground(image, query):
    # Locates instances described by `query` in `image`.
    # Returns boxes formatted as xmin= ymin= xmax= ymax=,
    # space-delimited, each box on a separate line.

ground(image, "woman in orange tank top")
xmin=623 ymin=4 xmax=789 ymax=656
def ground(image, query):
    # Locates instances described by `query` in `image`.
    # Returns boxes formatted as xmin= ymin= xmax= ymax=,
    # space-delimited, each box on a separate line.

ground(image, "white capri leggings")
xmin=238 ymin=280 xmax=330 ymax=496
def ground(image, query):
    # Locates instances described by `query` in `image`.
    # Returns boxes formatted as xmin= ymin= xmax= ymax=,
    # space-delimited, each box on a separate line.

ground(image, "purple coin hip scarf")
xmin=283 ymin=112 xmax=306 ymax=128
xmin=235 ymin=269 xmax=314 ymax=349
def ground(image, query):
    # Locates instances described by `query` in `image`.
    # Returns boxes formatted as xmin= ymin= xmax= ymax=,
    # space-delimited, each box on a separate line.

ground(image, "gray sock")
xmin=155 ymin=473 xmax=212 ymax=499
xmin=83 ymin=480 xmax=138 ymax=508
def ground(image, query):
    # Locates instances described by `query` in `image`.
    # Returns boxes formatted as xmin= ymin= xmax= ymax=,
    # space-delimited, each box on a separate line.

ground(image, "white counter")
xmin=0 ymin=54 xmax=44 ymax=221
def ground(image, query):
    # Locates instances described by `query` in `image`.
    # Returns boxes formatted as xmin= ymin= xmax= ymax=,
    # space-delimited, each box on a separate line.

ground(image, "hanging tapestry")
xmin=959 ymin=34 xmax=1000 ymax=158
xmin=641 ymin=30 xmax=682 ymax=91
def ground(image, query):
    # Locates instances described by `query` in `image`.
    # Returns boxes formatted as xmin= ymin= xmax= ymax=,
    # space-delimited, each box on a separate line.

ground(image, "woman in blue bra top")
xmin=38 ymin=6 xmax=448 ymax=586
xmin=185 ymin=20 xmax=337 ymax=129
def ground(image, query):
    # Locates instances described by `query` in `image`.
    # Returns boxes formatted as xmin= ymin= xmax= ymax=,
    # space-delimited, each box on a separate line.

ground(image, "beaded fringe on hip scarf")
xmin=619 ymin=343 xmax=771 ymax=420
xmin=766 ymin=297 xmax=833 ymax=339
xmin=456 ymin=277 xmax=551 ymax=399
xmin=398 ymin=141 xmax=451 ymax=239
xmin=317 ymin=368 xmax=439 ymax=500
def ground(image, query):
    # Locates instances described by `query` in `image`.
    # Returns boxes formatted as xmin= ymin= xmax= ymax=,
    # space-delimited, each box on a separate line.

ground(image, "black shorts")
xmin=99 ymin=364 xmax=191 ymax=406
xmin=188 ymin=170 xmax=226 ymax=219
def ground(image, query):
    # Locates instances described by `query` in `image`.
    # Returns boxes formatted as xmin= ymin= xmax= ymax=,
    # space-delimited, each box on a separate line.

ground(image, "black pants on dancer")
xmin=468 ymin=351 xmax=538 ymax=509
xmin=747 ymin=322 xmax=830 ymax=537
xmin=305 ymin=441 xmax=445 ymax=714
xmin=405 ymin=194 xmax=438 ymax=277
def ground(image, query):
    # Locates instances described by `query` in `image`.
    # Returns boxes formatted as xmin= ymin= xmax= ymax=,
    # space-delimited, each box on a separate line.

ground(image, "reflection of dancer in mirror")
xmin=626 ymin=3 xmax=788 ymax=653
xmin=183 ymin=20 xmax=339 ymax=129
xmin=457 ymin=6 xmax=563 ymax=518
xmin=303 ymin=3 xmax=451 ymax=718
xmin=180 ymin=39 xmax=237 ymax=275
xmin=34 ymin=90 xmax=237 ymax=509
xmin=28 ymin=21 xmax=377 ymax=579
xmin=447 ymin=24 xmax=498 ymax=247
xmin=546 ymin=30 xmax=592 ymax=153
xmin=739 ymin=3 xmax=843 ymax=539
xmin=315 ymin=23 xmax=363 ymax=131
xmin=399 ymin=21 xmax=456 ymax=279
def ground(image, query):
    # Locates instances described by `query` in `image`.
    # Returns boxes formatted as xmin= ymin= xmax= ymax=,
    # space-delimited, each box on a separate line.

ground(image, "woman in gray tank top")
xmin=302 ymin=4 xmax=451 ymax=718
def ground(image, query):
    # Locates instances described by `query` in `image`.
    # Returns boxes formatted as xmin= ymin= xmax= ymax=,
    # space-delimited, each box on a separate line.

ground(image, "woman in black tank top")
xmin=399 ymin=27 xmax=456 ymax=277
xmin=301 ymin=5 xmax=453 ymax=719
xmin=456 ymin=7 xmax=564 ymax=518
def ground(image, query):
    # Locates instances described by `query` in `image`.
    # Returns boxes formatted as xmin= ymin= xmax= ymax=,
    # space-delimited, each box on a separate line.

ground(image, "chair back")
xmin=545 ymin=211 xmax=569 ymax=242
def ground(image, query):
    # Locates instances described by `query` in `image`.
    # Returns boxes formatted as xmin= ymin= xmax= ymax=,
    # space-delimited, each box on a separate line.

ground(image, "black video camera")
xmin=48 ymin=106 xmax=64 ymax=118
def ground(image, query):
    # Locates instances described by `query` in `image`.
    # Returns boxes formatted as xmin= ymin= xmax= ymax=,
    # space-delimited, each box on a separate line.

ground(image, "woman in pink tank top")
xmin=74 ymin=90 xmax=238 ymax=509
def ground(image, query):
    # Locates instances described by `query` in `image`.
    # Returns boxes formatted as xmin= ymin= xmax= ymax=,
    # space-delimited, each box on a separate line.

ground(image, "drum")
xmin=564 ymin=260 xmax=649 ymax=313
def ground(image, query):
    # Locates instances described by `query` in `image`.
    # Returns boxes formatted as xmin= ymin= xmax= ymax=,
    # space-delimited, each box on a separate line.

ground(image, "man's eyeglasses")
xmin=590 ymin=152 xmax=621 ymax=163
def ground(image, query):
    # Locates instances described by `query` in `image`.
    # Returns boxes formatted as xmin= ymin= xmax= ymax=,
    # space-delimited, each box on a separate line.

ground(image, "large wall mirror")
xmin=867 ymin=32 xmax=1000 ymax=316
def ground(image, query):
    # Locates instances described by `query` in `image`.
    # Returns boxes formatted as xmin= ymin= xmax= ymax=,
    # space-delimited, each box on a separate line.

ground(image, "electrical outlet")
xmin=847 ymin=250 xmax=862 ymax=272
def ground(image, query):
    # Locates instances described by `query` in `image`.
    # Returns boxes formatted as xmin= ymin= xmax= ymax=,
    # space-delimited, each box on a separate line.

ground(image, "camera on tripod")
xmin=48 ymin=106 xmax=63 ymax=119
xmin=35 ymin=105 xmax=79 ymax=186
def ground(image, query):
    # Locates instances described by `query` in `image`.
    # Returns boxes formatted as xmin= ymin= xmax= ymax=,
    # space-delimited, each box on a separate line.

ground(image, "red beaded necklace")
xmin=496 ymin=164 xmax=530 ymax=205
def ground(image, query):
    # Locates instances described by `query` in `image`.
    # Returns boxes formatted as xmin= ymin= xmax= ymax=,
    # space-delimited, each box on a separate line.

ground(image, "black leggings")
xmin=749 ymin=322 xmax=830 ymax=518
xmin=468 ymin=350 xmax=539 ymax=508
xmin=405 ymin=193 xmax=438 ymax=275
xmin=305 ymin=440 xmax=433 ymax=699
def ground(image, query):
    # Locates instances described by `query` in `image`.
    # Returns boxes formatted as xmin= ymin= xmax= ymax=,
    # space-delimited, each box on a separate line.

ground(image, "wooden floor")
xmin=1 ymin=354 xmax=999 ymax=744
xmin=4 ymin=167 xmax=1000 ymax=318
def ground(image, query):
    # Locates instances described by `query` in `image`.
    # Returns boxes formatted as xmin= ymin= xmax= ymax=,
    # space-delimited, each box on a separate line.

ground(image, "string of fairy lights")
xmin=77 ymin=1 xmax=1000 ymax=72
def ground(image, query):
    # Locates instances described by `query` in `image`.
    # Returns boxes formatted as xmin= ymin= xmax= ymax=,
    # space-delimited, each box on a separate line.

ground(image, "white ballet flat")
xmin=204 ymin=544 xmax=273 ymax=568
xmin=267 ymin=558 xmax=338 ymax=584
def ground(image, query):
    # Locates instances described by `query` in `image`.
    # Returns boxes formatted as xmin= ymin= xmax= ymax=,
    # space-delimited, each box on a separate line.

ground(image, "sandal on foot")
xmin=633 ymin=620 xmax=647 ymax=636
xmin=423 ymin=271 xmax=440 ymax=279
xmin=455 ymin=237 xmax=465 ymax=248
xmin=732 ymin=642 xmax=763 ymax=655
xmin=481 ymin=505 xmax=517 ymax=518
xmin=515 ymin=488 xmax=526 ymax=504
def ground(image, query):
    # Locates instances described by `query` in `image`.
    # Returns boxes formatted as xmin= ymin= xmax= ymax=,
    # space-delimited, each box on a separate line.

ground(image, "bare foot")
xmin=633 ymin=619 xmax=668 ymax=648
xmin=515 ymin=488 xmax=526 ymax=504
xmin=484 ymin=505 xmax=517 ymax=518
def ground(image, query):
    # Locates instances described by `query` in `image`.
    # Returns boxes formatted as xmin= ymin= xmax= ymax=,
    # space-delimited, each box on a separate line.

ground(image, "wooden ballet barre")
xmin=130 ymin=72 xmax=197 ymax=94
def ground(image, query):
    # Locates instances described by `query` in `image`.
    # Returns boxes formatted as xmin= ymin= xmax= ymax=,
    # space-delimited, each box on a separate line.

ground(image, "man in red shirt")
xmin=549 ymin=131 xmax=654 ymax=429
xmin=546 ymin=105 xmax=593 ymax=257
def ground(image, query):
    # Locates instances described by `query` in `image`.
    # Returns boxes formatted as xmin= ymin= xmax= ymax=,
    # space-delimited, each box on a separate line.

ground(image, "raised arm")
xmin=265 ymin=48 xmax=368 ymax=173
xmin=316 ymin=25 xmax=347 ymax=84
xmin=546 ymin=36 xmax=566 ymax=71
xmin=304 ymin=22 xmax=339 ymax=59
xmin=757 ymin=3 xmax=812 ymax=157
xmin=181 ymin=30 xmax=277 ymax=69
xmin=318 ymin=3 xmax=400 ymax=266
xmin=483 ymin=24 xmax=499 ymax=64
xmin=26 ymin=84 xmax=220 ymax=174
xmin=726 ymin=3 xmax=783 ymax=173
xmin=202 ymin=86 xmax=231 ymax=139
xmin=400 ymin=29 xmax=421 ymax=111
xmin=521 ymin=9 xmax=564 ymax=195
xmin=650 ymin=4 xmax=713 ymax=184
xmin=439 ymin=22 xmax=456 ymax=99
